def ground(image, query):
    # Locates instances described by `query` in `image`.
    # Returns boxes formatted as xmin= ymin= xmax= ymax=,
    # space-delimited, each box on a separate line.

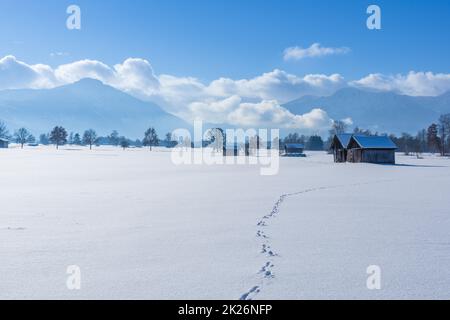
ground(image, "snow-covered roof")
xmin=285 ymin=143 xmax=304 ymax=149
xmin=335 ymin=134 xmax=353 ymax=148
xmin=0 ymin=138 xmax=9 ymax=142
xmin=352 ymin=135 xmax=397 ymax=149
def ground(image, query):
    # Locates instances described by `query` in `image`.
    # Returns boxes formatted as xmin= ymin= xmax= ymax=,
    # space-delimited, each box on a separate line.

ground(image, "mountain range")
xmin=283 ymin=87 xmax=450 ymax=134
xmin=0 ymin=79 xmax=188 ymax=139
xmin=1 ymin=79 xmax=449 ymax=139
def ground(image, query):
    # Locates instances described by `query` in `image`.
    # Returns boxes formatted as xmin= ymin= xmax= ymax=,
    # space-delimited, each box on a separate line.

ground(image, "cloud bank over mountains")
xmin=1 ymin=55 xmax=449 ymax=131
xmin=351 ymin=72 xmax=450 ymax=97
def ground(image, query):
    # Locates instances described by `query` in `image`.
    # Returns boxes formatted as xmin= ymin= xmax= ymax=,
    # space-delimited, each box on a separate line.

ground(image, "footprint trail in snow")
xmin=239 ymin=180 xmax=394 ymax=300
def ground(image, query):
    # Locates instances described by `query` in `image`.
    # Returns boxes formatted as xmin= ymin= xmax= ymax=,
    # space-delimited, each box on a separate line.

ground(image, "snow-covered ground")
xmin=1 ymin=145 xmax=449 ymax=299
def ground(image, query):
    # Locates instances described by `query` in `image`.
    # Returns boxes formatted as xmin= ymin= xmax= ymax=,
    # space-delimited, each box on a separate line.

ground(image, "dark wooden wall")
xmin=362 ymin=149 xmax=395 ymax=164
xmin=347 ymin=148 xmax=395 ymax=164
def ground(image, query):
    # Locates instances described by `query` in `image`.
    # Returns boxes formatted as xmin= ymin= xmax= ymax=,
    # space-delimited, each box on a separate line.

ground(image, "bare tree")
xmin=143 ymin=127 xmax=159 ymax=150
xmin=205 ymin=128 xmax=225 ymax=152
xmin=249 ymin=135 xmax=261 ymax=155
xmin=329 ymin=120 xmax=348 ymax=136
xmin=353 ymin=127 xmax=375 ymax=136
xmin=83 ymin=129 xmax=98 ymax=150
xmin=0 ymin=120 xmax=9 ymax=139
xmin=14 ymin=128 xmax=33 ymax=148
xmin=438 ymin=114 xmax=450 ymax=156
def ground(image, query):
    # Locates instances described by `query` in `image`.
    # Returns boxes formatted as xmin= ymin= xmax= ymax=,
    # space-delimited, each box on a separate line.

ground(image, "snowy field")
xmin=1 ymin=145 xmax=450 ymax=300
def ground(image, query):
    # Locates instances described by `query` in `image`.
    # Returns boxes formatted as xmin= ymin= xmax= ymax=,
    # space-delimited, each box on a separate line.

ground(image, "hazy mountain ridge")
xmin=284 ymin=87 xmax=450 ymax=134
xmin=0 ymin=79 xmax=189 ymax=139
xmin=1 ymin=80 xmax=450 ymax=139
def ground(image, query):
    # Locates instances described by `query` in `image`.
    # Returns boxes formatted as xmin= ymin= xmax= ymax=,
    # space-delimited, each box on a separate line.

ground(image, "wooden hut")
xmin=283 ymin=143 xmax=306 ymax=157
xmin=330 ymin=134 xmax=353 ymax=163
xmin=0 ymin=138 xmax=9 ymax=148
xmin=347 ymin=135 xmax=397 ymax=164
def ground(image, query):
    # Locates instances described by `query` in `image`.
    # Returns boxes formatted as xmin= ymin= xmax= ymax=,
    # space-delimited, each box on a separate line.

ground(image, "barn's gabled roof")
xmin=285 ymin=143 xmax=304 ymax=149
xmin=0 ymin=138 xmax=9 ymax=142
xmin=351 ymin=135 xmax=397 ymax=149
xmin=331 ymin=134 xmax=353 ymax=149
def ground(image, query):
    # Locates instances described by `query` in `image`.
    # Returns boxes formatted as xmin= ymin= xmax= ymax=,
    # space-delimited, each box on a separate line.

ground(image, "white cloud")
xmin=0 ymin=55 xmax=56 ymax=89
xmin=206 ymin=70 xmax=345 ymax=103
xmin=187 ymin=95 xmax=242 ymax=124
xmin=186 ymin=97 xmax=333 ymax=131
xmin=50 ymin=52 xmax=70 ymax=58
xmin=284 ymin=43 xmax=350 ymax=61
xmin=228 ymin=103 xmax=332 ymax=130
xmin=341 ymin=117 xmax=354 ymax=126
xmin=351 ymin=72 xmax=450 ymax=96
xmin=1 ymin=55 xmax=450 ymax=131
xmin=113 ymin=58 xmax=161 ymax=96
xmin=55 ymin=59 xmax=115 ymax=84
xmin=54 ymin=58 xmax=162 ymax=99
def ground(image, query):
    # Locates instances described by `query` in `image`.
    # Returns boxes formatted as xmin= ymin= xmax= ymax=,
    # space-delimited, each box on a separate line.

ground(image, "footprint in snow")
xmin=240 ymin=286 xmax=260 ymax=301
xmin=4 ymin=227 xmax=26 ymax=231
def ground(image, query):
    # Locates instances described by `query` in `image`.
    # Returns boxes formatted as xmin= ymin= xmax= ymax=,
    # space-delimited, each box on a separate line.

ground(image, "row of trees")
xmin=38 ymin=127 xmax=96 ymax=149
xmin=2 ymin=113 xmax=450 ymax=155
xmin=38 ymin=127 xmax=166 ymax=150
xmin=282 ymin=133 xmax=324 ymax=150
xmin=0 ymin=121 xmax=177 ymax=151
xmin=0 ymin=121 xmax=167 ymax=150
xmin=0 ymin=122 xmax=36 ymax=148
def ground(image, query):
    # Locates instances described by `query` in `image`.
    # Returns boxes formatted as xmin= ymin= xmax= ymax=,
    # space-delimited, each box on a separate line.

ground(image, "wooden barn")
xmin=347 ymin=135 xmax=397 ymax=164
xmin=330 ymin=134 xmax=353 ymax=163
xmin=283 ymin=143 xmax=306 ymax=157
xmin=0 ymin=138 xmax=9 ymax=148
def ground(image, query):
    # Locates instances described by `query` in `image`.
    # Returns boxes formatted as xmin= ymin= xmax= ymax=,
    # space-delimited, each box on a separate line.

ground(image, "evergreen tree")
xmin=108 ymin=130 xmax=120 ymax=146
xmin=427 ymin=123 xmax=440 ymax=154
xmin=73 ymin=133 xmax=82 ymax=145
xmin=68 ymin=132 xmax=74 ymax=145
xmin=307 ymin=135 xmax=324 ymax=151
xmin=39 ymin=133 xmax=50 ymax=145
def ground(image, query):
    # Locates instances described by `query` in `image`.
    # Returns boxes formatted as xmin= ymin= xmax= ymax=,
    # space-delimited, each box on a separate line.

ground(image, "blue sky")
xmin=1 ymin=0 xmax=449 ymax=82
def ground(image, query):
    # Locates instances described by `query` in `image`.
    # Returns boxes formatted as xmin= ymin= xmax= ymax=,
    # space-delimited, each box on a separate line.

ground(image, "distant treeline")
xmin=0 ymin=123 xmax=172 ymax=150
xmin=279 ymin=113 xmax=450 ymax=155
xmin=38 ymin=127 xmax=170 ymax=150
xmin=1 ymin=112 xmax=450 ymax=155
